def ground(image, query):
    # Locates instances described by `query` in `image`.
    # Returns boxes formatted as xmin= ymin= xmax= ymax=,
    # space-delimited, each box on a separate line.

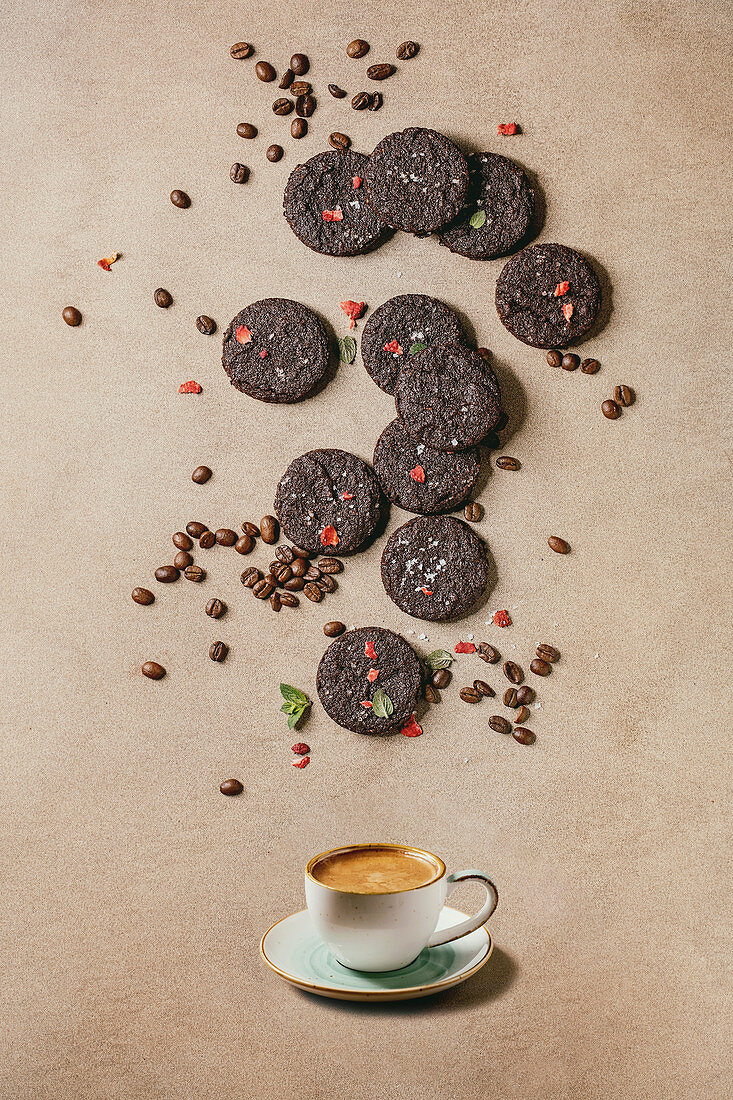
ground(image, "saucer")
xmin=260 ymin=906 xmax=493 ymax=1002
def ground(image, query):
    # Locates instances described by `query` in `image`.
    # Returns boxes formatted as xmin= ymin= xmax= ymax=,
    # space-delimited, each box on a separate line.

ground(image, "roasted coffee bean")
xmin=367 ymin=63 xmax=394 ymax=80
xmin=255 ymin=61 xmax=276 ymax=82
xmin=291 ymin=118 xmax=308 ymax=138
xmin=290 ymin=53 xmax=309 ymax=75
xmin=317 ymin=574 xmax=337 ymax=593
xmin=396 ymin=40 xmax=419 ymax=59
xmin=184 ymin=564 xmax=205 ymax=582
xmin=514 ymin=705 xmax=530 ymax=724
xmin=62 ymin=305 xmax=82 ymax=326
xmin=346 ymin=39 xmax=369 ymax=58
xmin=264 ymin=573 xmax=279 ymax=587
xmin=279 ymin=68 xmax=294 ymax=89
xmin=536 ymin=644 xmax=560 ymax=663
xmin=530 ymin=658 xmax=551 ymax=676
xmin=142 ymin=661 xmax=166 ymax=680
xmin=268 ymin=560 xmax=280 ymax=574
xmin=296 ymin=94 xmax=315 ymax=118
xmin=614 ymin=385 xmax=634 ymax=406
xmin=548 ymin=535 xmax=570 ymax=554
xmin=270 ymin=592 xmax=282 ymax=612
xmin=513 ymin=727 xmax=536 ymax=745
xmin=304 ymin=566 xmax=322 ymax=582
xmin=276 ymin=545 xmax=295 ymax=565
xmin=196 ymin=315 xmax=216 ymax=335
xmin=230 ymin=163 xmax=248 ymax=184
xmin=432 ymin=668 xmax=452 ymax=689
xmin=464 ymin=502 xmax=482 ymax=522
xmin=132 ymin=587 xmax=155 ymax=605
xmin=205 ymin=598 xmax=225 ymax=618
xmin=220 ymin=777 xmax=243 ymax=795
xmin=473 ymin=679 xmax=495 ymax=698
xmin=155 ymin=565 xmax=179 ymax=583
xmin=234 ymin=535 xmax=254 ymax=555
xmin=496 ymin=456 xmax=520 ymax=471
xmin=561 ymin=353 xmax=580 ymax=371
xmin=369 ymin=92 xmax=383 ymax=111
xmin=273 ymin=97 xmax=293 ymax=115
xmin=173 ymin=531 xmax=193 ymax=550
xmin=489 ymin=715 xmax=511 ymax=734
xmin=503 ymin=661 xmax=523 ymax=685
xmin=324 ymin=621 xmax=346 ymax=637
xmin=546 ymin=350 xmax=563 ymax=367
xmin=240 ymin=567 xmax=261 ymax=588
xmin=290 ymin=80 xmax=311 ymax=97
xmin=291 ymin=556 xmax=308 ymax=577
xmin=459 ymin=687 xmax=481 ymax=704
xmin=328 ymin=84 xmax=347 ymax=98
xmin=266 ymin=144 xmax=284 ymax=162
xmin=283 ymin=577 xmax=305 ymax=591
xmin=199 ymin=530 xmax=216 ymax=549
xmin=351 ymin=91 xmax=371 ymax=110
xmin=516 ymin=685 xmax=535 ymax=706
xmin=260 ymin=515 xmax=279 ymax=544
xmin=186 ymin=521 xmax=208 ymax=539
xmin=209 ymin=641 xmax=228 ymax=662
xmin=237 ymin=122 xmax=258 ymax=139
xmin=581 ymin=357 xmax=600 ymax=374
xmin=170 ymin=189 xmax=190 ymax=208
xmin=317 ymin=557 xmax=343 ymax=574
xmin=215 ymin=528 xmax=237 ymax=547
xmin=477 ymin=642 xmax=499 ymax=664
xmin=191 ymin=466 xmax=212 ymax=485
xmin=253 ymin=579 xmax=274 ymax=599
xmin=230 ymin=42 xmax=253 ymax=59
xmin=291 ymin=546 xmax=311 ymax=559
xmin=274 ymin=563 xmax=293 ymax=583
xmin=304 ymin=582 xmax=323 ymax=602
xmin=503 ymin=688 xmax=519 ymax=708
xmin=602 ymin=399 xmax=621 ymax=420
xmin=241 ymin=522 xmax=260 ymax=538
xmin=329 ymin=131 xmax=351 ymax=151
xmin=154 ymin=288 xmax=172 ymax=308
xmin=280 ymin=593 xmax=300 ymax=608
xmin=424 ymin=683 xmax=440 ymax=704
xmin=173 ymin=550 xmax=193 ymax=570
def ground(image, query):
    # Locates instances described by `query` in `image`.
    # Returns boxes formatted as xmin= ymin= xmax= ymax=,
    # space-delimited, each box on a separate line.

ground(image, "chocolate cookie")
xmin=381 ymin=515 xmax=489 ymax=621
xmin=222 ymin=298 xmax=329 ymax=403
xmin=438 ymin=152 xmax=535 ymax=260
xmin=274 ymin=448 xmax=383 ymax=554
xmin=361 ymin=293 xmax=468 ymax=395
xmin=394 ymin=344 xmax=502 ymax=451
xmin=364 ymin=128 xmax=469 ymax=236
xmin=283 ymin=150 xmax=388 ymax=256
xmin=495 ymin=243 xmax=602 ymax=348
xmin=316 ymin=627 xmax=423 ymax=734
xmin=373 ymin=419 xmax=481 ymax=515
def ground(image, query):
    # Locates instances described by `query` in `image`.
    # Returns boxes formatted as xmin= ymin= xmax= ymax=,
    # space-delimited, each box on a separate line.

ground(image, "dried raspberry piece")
xmin=97 ymin=251 xmax=119 ymax=271
xmin=352 ymin=177 xmax=362 ymax=188
xmin=367 ymin=668 xmax=379 ymax=683
xmin=258 ymin=349 xmax=268 ymax=358
xmin=562 ymin=302 xmax=574 ymax=321
xmin=339 ymin=300 xmax=366 ymax=329
xmin=401 ymin=715 xmax=423 ymax=737
xmin=455 ymin=641 xmax=476 ymax=653
xmin=493 ymin=609 xmax=512 ymax=627
xmin=360 ymin=700 xmax=373 ymax=708
xmin=291 ymin=742 xmax=310 ymax=755
xmin=497 ymin=122 xmax=518 ymax=136
xmin=235 ymin=324 xmax=252 ymax=344
xmin=409 ymin=465 xmax=426 ymax=483
xmin=364 ymin=641 xmax=377 ymax=659
xmin=322 ymin=208 xmax=344 ymax=222
xmin=178 ymin=380 xmax=202 ymax=394
xmin=554 ymin=281 xmax=569 ymax=297
xmin=292 ymin=756 xmax=310 ymax=768
xmin=420 ymin=587 xmax=433 ymax=595
xmin=320 ymin=525 xmax=339 ymax=547
xmin=383 ymin=339 xmax=403 ymax=355
xmin=340 ymin=491 xmax=353 ymax=500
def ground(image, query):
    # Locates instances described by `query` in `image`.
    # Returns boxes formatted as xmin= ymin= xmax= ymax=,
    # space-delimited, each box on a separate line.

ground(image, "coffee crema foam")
xmin=311 ymin=847 xmax=440 ymax=894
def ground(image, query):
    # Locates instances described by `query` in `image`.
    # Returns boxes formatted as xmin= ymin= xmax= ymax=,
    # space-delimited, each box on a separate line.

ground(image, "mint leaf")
xmin=469 ymin=210 xmax=487 ymax=229
xmin=287 ymin=711 xmax=302 ymax=730
xmin=280 ymin=684 xmax=309 ymax=708
xmin=338 ymin=335 xmax=357 ymax=364
xmin=424 ymin=649 xmax=453 ymax=671
xmin=371 ymin=688 xmax=394 ymax=719
xmin=409 ymin=341 xmax=427 ymax=355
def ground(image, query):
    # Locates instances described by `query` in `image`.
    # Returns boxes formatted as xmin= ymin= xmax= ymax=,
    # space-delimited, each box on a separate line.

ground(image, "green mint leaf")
xmin=469 ymin=209 xmax=487 ymax=229
xmin=280 ymin=684 xmax=310 ymax=708
xmin=338 ymin=335 xmax=357 ymax=364
xmin=371 ymin=688 xmax=394 ymax=719
xmin=424 ymin=649 xmax=454 ymax=671
xmin=287 ymin=710 xmax=302 ymax=730
xmin=409 ymin=341 xmax=427 ymax=355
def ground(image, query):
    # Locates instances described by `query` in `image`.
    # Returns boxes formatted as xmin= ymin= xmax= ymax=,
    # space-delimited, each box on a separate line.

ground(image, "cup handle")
xmin=427 ymin=870 xmax=499 ymax=947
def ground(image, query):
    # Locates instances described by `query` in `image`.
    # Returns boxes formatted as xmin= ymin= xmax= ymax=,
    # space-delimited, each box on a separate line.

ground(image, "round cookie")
xmin=222 ymin=298 xmax=329 ymax=403
xmin=495 ymin=243 xmax=602 ymax=348
xmin=283 ymin=150 xmax=388 ymax=257
xmin=364 ymin=128 xmax=469 ymax=236
xmin=381 ymin=515 xmax=489 ymax=622
xmin=316 ymin=627 xmax=423 ymax=734
xmin=438 ymin=152 xmax=535 ymax=260
xmin=394 ymin=344 xmax=502 ymax=451
xmin=373 ymin=419 xmax=481 ymax=515
xmin=361 ymin=293 xmax=468 ymax=395
xmin=274 ymin=448 xmax=383 ymax=555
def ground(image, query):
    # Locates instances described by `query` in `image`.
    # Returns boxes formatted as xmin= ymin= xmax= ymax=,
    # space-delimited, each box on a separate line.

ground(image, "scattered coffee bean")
xmin=477 ymin=642 xmax=499 ymax=663
xmin=614 ymin=385 xmax=634 ymax=406
xmin=241 ymin=522 xmax=260 ymax=538
xmin=186 ymin=521 xmax=208 ymax=539
xmin=296 ymin=94 xmax=316 ymax=118
xmin=290 ymin=80 xmax=312 ymax=97
xmin=215 ymin=528 xmax=237 ymax=547
xmin=273 ymin=97 xmax=293 ymax=115
xmin=324 ymin=621 xmax=346 ymax=637
xmin=369 ymin=92 xmax=383 ymax=111
xmin=503 ymin=661 xmax=523 ymax=684
xmin=536 ymin=644 xmax=560 ymax=662
xmin=220 ymin=777 xmax=243 ymax=795
xmin=266 ymin=144 xmax=284 ymax=162
xmin=173 ymin=531 xmax=193 ymax=550
xmin=191 ymin=466 xmax=212 ymax=486
xmin=516 ymin=686 xmax=535 ymax=706
xmin=351 ymin=91 xmax=371 ymax=110
xmin=432 ymin=669 xmax=452 ymax=689
xmin=237 ymin=122 xmax=258 ymax=139
xmin=291 ymin=546 xmax=311 ymax=559
xmin=173 ymin=550 xmax=193 ymax=570
xmin=153 ymin=288 xmax=172 ymax=308
xmin=196 ymin=315 xmax=216 ymax=335
xmin=304 ymin=566 xmax=322 ymax=582
xmin=62 ymin=305 xmax=82 ymax=327
xmin=424 ymin=683 xmax=440 ymax=704
xmin=329 ymin=131 xmax=351 ymax=151
xmin=317 ymin=557 xmax=343 ymax=574
xmin=546 ymin=350 xmax=563 ymax=367
xmin=464 ymin=502 xmax=482 ymax=522
xmin=230 ymin=163 xmax=248 ymax=184
xmin=234 ymin=535 xmax=254 ymax=555
xmin=280 ymin=593 xmax=300 ymax=608
xmin=270 ymin=592 xmax=282 ymax=612
xmin=367 ymin=63 xmax=394 ymax=80
xmin=291 ymin=556 xmax=308 ymax=577
xmin=318 ymin=574 xmax=337 ymax=593
xmin=264 ymin=572 xmax=279 ymax=587
xmin=290 ymin=53 xmax=309 ymax=75
xmin=459 ymin=686 xmax=481 ymax=703
xmin=209 ymin=642 xmax=228 ymax=663
xmin=302 ymin=581 xmax=322 ymax=602
xmin=230 ymin=42 xmax=253 ymax=60
xmin=514 ymin=704 xmax=531 ymax=724
xmin=132 ymin=587 xmax=155 ymax=605
xmin=283 ymin=577 xmax=305 ymax=591
xmin=496 ymin=456 xmax=520 ymax=470
xmin=489 ymin=715 xmax=511 ymax=734
xmin=503 ymin=688 xmax=519 ymax=708
xmin=581 ymin=358 xmax=600 ymax=374
xmin=155 ymin=565 xmax=179 ymax=583
xmin=142 ymin=661 xmax=166 ymax=680
xmin=513 ymin=727 xmax=536 ymax=745
xmin=328 ymin=84 xmax=347 ymax=98
xmin=346 ymin=39 xmax=369 ymax=58
xmin=255 ymin=61 xmax=276 ymax=82
xmin=473 ymin=679 xmax=495 ymax=698
xmin=260 ymin=515 xmax=279 ymax=544
xmin=275 ymin=545 xmax=295 ymax=565
xmin=279 ymin=68 xmax=294 ymax=89
xmin=199 ymin=530 xmax=216 ymax=549
xmin=184 ymin=564 xmax=206 ymax=582
xmin=241 ymin=567 xmax=261 ymax=588
xmin=206 ymin=598 xmax=225 ymax=618
xmin=530 ymin=658 xmax=551 ymax=676
xmin=291 ymin=118 xmax=308 ymax=138
xmin=548 ymin=535 xmax=570 ymax=554
xmin=396 ymin=40 xmax=419 ymax=59
xmin=273 ymin=563 xmax=292 ymax=583
xmin=602 ymin=399 xmax=621 ymax=420
xmin=561 ymin=353 xmax=580 ymax=371
xmin=170 ymin=189 xmax=190 ymax=208
xmin=253 ymin=579 xmax=274 ymax=599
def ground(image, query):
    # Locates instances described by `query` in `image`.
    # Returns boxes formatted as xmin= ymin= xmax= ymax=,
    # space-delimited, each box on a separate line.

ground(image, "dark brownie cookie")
xmin=360 ymin=293 xmax=468 ymax=395
xmin=495 ymin=243 xmax=602 ymax=348
xmin=373 ymin=419 xmax=481 ymax=515
xmin=364 ymin=128 xmax=469 ymax=236
xmin=438 ymin=152 xmax=535 ymax=260
xmin=394 ymin=344 xmax=502 ymax=451
xmin=316 ymin=627 xmax=423 ymax=734
xmin=222 ymin=298 xmax=329 ymax=403
xmin=283 ymin=150 xmax=388 ymax=256
xmin=274 ymin=448 xmax=383 ymax=554
xmin=381 ymin=515 xmax=489 ymax=621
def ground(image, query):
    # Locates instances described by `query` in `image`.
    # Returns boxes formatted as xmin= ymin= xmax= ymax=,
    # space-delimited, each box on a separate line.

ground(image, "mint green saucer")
xmin=260 ymin=906 xmax=493 ymax=1002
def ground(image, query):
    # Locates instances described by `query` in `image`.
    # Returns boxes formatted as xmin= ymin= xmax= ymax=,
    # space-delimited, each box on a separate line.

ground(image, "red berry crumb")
xmin=291 ymin=743 xmax=310 ymax=755
xmin=401 ymin=715 xmax=423 ymax=737
xmin=339 ymin=300 xmax=366 ymax=329
xmin=235 ymin=324 xmax=252 ymax=343
xmin=454 ymin=641 xmax=476 ymax=653
xmin=178 ymin=380 xmax=202 ymax=394
xmin=409 ymin=465 xmax=426 ymax=482
xmin=497 ymin=122 xmax=518 ymax=136
xmin=554 ymin=281 xmax=569 ymax=297
xmin=493 ymin=609 xmax=512 ymax=627
xmin=364 ymin=641 xmax=377 ymax=659
xmin=322 ymin=209 xmax=343 ymax=222
xmin=292 ymin=756 xmax=310 ymax=768
xmin=367 ymin=669 xmax=379 ymax=682
xmin=562 ymin=302 xmax=574 ymax=321
xmin=383 ymin=339 xmax=403 ymax=355
xmin=320 ymin=525 xmax=339 ymax=547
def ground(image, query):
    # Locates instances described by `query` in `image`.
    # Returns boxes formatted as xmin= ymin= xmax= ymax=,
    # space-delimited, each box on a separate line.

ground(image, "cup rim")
xmin=306 ymin=843 xmax=446 ymax=895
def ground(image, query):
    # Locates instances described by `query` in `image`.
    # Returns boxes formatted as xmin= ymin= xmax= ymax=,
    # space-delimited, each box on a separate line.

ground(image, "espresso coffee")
xmin=311 ymin=846 xmax=440 ymax=894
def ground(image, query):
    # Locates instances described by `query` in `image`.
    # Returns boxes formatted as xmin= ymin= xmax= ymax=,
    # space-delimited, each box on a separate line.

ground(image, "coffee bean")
xmin=275 ymin=545 xmax=295 ymax=565
xmin=209 ymin=641 xmax=228 ymax=662
xmin=614 ymin=385 xmax=634 ymax=406
xmin=184 ymin=564 xmax=206 ymax=582
xmin=290 ymin=81 xmax=312 ymax=97
xmin=196 ymin=315 xmax=216 ymax=335
xmin=503 ymin=688 xmax=519 ymax=708
xmin=516 ymin=686 xmax=535 ymax=705
xmin=220 ymin=777 xmax=243 ymax=795
xmin=230 ymin=163 xmax=248 ymax=184
xmin=291 ymin=556 xmax=308 ymax=577
xmin=215 ymin=528 xmax=237 ymax=547
xmin=489 ymin=715 xmax=511 ymax=734
xmin=170 ymin=189 xmax=190 ymax=208
xmin=602 ymin=399 xmax=621 ymax=420
xmin=546 ymin=350 xmax=563 ymax=367
xmin=536 ymin=644 xmax=560 ymax=663
xmin=280 ymin=593 xmax=300 ymax=608
xmin=351 ymin=91 xmax=371 ymax=110
xmin=172 ymin=531 xmax=193 ymax=550
xmin=273 ymin=97 xmax=293 ymax=115
xmin=255 ymin=61 xmax=276 ymax=82
xmin=206 ymin=598 xmax=225 ymax=618
xmin=367 ymin=63 xmax=394 ymax=80
xmin=273 ymin=563 xmax=292 ymax=583
xmin=317 ymin=558 xmax=343 ymax=574
xmin=530 ymin=658 xmax=551 ymax=676
xmin=514 ymin=705 xmax=530 ymax=724
xmin=324 ymin=621 xmax=346 ymax=637
xmin=264 ymin=572 xmax=279 ymax=587
xmin=173 ymin=550 xmax=193 ymax=570
xmin=432 ymin=668 xmax=452 ymax=689
xmin=424 ymin=683 xmax=440 ymax=704
xmin=240 ymin=567 xmax=261 ymax=588
xmin=155 ymin=565 xmax=179 ymax=583
xmin=477 ymin=642 xmax=499 ymax=663
xmin=396 ymin=40 xmax=419 ymax=59
xmin=290 ymin=53 xmax=309 ymax=75
xmin=581 ymin=358 xmax=600 ymax=374
xmin=199 ymin=530 xmax=216 ymax=549
xmin=191 ymin=466 xmax=212 ymax=485
xmin=496 ymin=456 xmax=520 ymax=470
xmin=132 ymin=587 xmax=155 ymax=605
xmin=513 ymin=727 xmax=536 ymax=745
xmin=283 ymin=577 xmax=305 ymax=591
xmin=296 ymin=94 xmax=316 ymax=118
xmin=142 ymin=661 xmax=166 ymax=680
xmin=329 ymin=131 xmax=351 ymax=152
xmin=186 ymin=521 xmax=208 ymax=539
xmin=464 ymin=502 xmax=482 ymax=522
xmin=548 ymin=535 xmax=570 ymax=554
xmin=346 ymin=39 xmax=369 ymax=58
xmin=291 ymin=118 xmax=308 ymax=138
xmin=270 ymin=592 xmax=282 ymax=612
xmin=369 ymin=92 xmax=383 ymax=111
xmin=459 ymin=687 xmax=481 ymax=703
xmin=279 ymin=68 xmax=294 ymax=89
xmin=291 ymin=546 xmax=311 ymax=559
xmin=473 ymin=679 xmax=495 ymax=698
xmin=266 ymin=144 xmax=284 ymax=162
xmin=561 ymin=353 xmax=580 ymax=371
xmin=318 ymin=574 xmax=337 ymax=593
xmin=253 ymin=579 xmax=274 ymax=599
xmin=304 ymin=566 xmax=322 ymax=582
xmin=503 ymin=661 xmax=523 ymax=684
xmin=304 ymin=582 xmax=323 ymax=602
xmin=234 ymin=535 xmax=254 ymax=555
xmin=154 ymin=288 xmax=172 ymax=308
xmin=239 ymin=522 xmax=258 ymax=539
xmin=237 ymin=122 xmax=258 ymax=139
xmin=260 ymin=515 xmax=279 ymax=544
xmin=230 ymin=42 xmax=253 ymax=59
xmin=328 ymin=84 xmax=347 ymax=98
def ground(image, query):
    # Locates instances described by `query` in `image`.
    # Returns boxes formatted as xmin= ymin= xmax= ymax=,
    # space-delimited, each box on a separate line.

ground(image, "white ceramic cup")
xmin=305 ymin=843 xmax=499 ymax=972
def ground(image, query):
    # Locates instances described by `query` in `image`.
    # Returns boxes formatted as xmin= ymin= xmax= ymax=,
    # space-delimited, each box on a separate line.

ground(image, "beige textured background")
xmin=1 ymin=1 xmax=731 ymax=1097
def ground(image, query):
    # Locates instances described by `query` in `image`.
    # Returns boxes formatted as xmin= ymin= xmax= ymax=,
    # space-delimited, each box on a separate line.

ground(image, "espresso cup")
xmin=305 ymin=843 xmax=498 ymax=972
